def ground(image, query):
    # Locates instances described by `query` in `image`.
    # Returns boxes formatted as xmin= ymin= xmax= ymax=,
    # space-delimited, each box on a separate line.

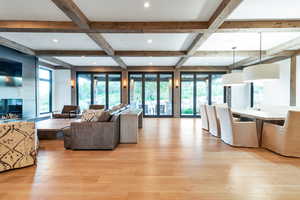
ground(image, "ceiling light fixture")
xmin=243 ymin=33 xmax=280 ymax=82
xmin=147 ymin=39 xmax=152 ymax=44
xmin=52 ymin=39 xmax=59 ymax=43
xmin=149 ymin=62 xmax=153 ymax=65
xmin=144 ymin=2 xmax=150 ymax=8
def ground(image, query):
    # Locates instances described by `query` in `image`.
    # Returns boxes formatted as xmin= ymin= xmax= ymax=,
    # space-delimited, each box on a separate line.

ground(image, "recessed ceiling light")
xmin=147 ymin=39 xmax=152 ymax=44
xmin=52 ymin=39 xmax=59 ymax=43
xmin=144 ymin=2 xmax=150 ymax=8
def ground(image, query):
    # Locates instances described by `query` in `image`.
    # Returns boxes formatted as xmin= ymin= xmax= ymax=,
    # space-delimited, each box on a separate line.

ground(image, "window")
xmin=180 ymin=72 xmax=225 ymax=117
xmin=77 ymin=72 xmax=122 ymax=110
xmin=211 ymin=74 xmax=225 ymax=105
xmin=78 ymin=73 xmax=92 ymax=110
xmin=129 ymin=72 xmax=173 ymax=117
xmin=252 ymin=82 xmax=264 ymax=108
xmin=39 ymin=68 xmax=52 ymax=114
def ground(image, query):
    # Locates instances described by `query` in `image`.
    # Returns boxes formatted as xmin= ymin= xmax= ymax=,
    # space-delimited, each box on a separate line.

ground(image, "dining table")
xmin=231 ymin=109 xmax=286 ymax=146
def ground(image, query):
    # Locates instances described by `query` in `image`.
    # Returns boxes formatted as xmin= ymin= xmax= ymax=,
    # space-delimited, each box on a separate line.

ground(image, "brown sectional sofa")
xmin=64 ymin=114 xmax=120 ymax=150
xmin=63 ymin=104 xmax=128 ymax=150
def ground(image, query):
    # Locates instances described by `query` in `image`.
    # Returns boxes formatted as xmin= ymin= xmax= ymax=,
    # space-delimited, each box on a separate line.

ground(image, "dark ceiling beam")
xmin=1 ymin=20 xmax=300 ymax=33
xmin=50 ymin=0 xmax=127 ymax=69
xmin=176 ymin=0 xmax=243 ymax=68
xmin=39 ymin=56 xmax=73 ymax=69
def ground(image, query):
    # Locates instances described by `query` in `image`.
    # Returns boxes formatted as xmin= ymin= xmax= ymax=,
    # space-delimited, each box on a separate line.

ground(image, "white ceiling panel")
xmin=55 ymin=57 xmax=118 ymax=66
xmin=102 ymin=33 xmax=196 ymax=51
xmin=74 ymin=0 xmax=222 ymax=21
xmin=228 ymin=0 xmax=300 ymax=20
xmin=183 ymin=57 xmax=247 ymax=66
xmin=0 ymin=33 xmax=102 ymax=50
xmin=0 ymin=0 xmax=70 ymax=21
xmin=122 ymin=57 xmax=180 ymax=66
xmin=199 ymin=32 xmax=300 ymax=51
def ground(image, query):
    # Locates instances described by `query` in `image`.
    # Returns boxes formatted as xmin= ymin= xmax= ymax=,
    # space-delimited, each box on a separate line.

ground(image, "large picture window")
xmin=129 ymin=72 xmax=173 ymax=117
xmin=180 ymin=72 xmax=225 ymax=117
xmin=39 ymin=68 xmax=52 ymax=114
xmin=77 ymin=72 xmax=121 ymax=110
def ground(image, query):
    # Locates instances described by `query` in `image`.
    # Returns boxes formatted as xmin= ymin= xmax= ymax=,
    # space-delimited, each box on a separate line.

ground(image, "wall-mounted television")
xmin=0 ymin=58 xmax=22 ymax=87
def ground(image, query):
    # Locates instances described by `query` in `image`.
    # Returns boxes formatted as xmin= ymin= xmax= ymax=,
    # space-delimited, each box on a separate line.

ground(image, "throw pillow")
xmin=97 ymin=111 xmax=112 ymax=122
xmin=81 ymin=110 xmax=96 ymax=122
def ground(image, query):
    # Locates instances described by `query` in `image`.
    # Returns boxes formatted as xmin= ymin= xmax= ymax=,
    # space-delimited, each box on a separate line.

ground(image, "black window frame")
xmin=39 ymin=67 xmax=53 ymax=114
xmin=180 ymin=72 xmax=226 ymax=117
xmin=128 ymin=72 xmax=174 ymax=118
xmin=76 ymin=72 xmax=122 ymax=110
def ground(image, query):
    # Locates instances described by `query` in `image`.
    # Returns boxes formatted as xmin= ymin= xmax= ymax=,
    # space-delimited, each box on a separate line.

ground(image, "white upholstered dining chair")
xmin=200 ymin=104 xmax=209 ymax=131
xmin=216 ymin=106 xmax=259 ymax=147
xmin=207 ymin=105 xmax=221 ymax=137
xmin=262 ymin=110 xmax=300 ymax=157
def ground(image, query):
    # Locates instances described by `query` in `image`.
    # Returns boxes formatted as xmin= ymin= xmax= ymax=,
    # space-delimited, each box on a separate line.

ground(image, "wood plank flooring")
xmin=1 ymin=118 xmax=300 ymax=200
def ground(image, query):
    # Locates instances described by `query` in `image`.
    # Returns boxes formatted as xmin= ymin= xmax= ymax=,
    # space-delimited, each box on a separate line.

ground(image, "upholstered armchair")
xmin=52 ymin=105 xmax=80 ymax=119
xmin=0 ymin=122 xmax=37 ymax=172
xmin=200 ymin=105 xmax=209 ymax=131
xmin=89 ymin=105 xmax=105 ymax=110
xmin=207 ymin=105 xmax=221 ymax=137
xmin=262 ymin=110 xmax=300 ymax=157
xmin=216 ymin=106 xmax=258 ymax=147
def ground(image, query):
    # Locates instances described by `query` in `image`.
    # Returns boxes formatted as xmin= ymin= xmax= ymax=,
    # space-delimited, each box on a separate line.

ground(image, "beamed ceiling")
xmin=0 ymin=0 xmax=300 ymax=70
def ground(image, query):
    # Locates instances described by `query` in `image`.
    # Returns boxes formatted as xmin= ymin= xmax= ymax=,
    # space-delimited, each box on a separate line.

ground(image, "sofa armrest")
xmin=70 ymin=121 xmax=119 ymax=149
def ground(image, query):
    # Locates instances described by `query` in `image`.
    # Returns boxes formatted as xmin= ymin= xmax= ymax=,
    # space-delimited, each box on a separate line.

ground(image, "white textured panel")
xmin=229 ymin=0 xmax=300 ymax=20
xmin=56 ymin=57 xmax=118 ymax=66
xmin=122 ymin=57 xmax=180 ymax=66
xmin=199 ymin=33 xmax=300 ymax=51
xmin=0 ymin=33 xmax=102 ymax=50
xmin=0 ymin=0 xmax=70 ymax=21
xmin=74 ymin=0 xmax=222 ymax=21
xmin=183 ymin=57 xmax=247 ymax=66
xmin=103 ymin=33 xmax=196 ymax=51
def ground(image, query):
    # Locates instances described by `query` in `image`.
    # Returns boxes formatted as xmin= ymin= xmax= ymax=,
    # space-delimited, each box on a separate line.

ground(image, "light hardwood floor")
xmin=1 ymin=118 xmax=300 ymax=200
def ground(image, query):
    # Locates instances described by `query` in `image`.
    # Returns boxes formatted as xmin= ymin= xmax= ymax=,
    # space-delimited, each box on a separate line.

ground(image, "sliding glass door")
xmin=129 ymin=74 xmax=143 ymax=110
xmin=181 ymin=74 xmax=194 ymax=116
xmin=159 ymin=74 xmax=173 ymax=116
xmin=129 ymin=72 xmax=173 ymax=117
xmin=94 ymin=74 xmax=106 ymax=106
xmin=77 ymin=72 xmax=121 ymax=110
xmin=180 ymin=72 xmax=225 ymax=117
xmin=144 ymin=74 xmax=158 ymax=116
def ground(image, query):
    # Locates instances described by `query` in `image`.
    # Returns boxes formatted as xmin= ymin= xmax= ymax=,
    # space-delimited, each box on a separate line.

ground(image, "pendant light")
xmin=243 ymin=32 xmax=280 ymax=83
xmin=222 ymin=47 xmax=244 ymax=86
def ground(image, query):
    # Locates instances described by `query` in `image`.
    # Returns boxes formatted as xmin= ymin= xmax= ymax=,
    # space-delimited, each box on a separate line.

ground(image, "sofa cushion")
xmin=81 ymin=109 xmax=103 ymax=122
xmin=97 ymin=111 xmax=112 ymax=122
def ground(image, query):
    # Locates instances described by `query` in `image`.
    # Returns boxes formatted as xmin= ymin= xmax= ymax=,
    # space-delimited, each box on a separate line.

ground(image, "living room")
xmin=1 ymin=0 xmax=300 ymax=200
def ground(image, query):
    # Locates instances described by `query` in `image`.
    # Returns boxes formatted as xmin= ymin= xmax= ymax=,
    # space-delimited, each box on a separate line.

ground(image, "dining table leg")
xmin=255 ymin=119 xmax=264 ymax=147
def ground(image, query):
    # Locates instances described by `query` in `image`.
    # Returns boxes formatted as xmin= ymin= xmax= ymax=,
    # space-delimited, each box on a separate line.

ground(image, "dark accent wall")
xmin=0 ymin=45 xmax=37 ymax=119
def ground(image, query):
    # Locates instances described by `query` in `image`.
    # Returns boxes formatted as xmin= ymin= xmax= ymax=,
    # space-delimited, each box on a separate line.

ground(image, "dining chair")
xmin=262 ymin=110 xmax=300 ymax=157
xmin=207 ymin=105 xmax=221 ymax=137
xmin=216 ymin=106 xmax=259 ymax=147
xmin=200 ymin=104 xmax=209 ymax=131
